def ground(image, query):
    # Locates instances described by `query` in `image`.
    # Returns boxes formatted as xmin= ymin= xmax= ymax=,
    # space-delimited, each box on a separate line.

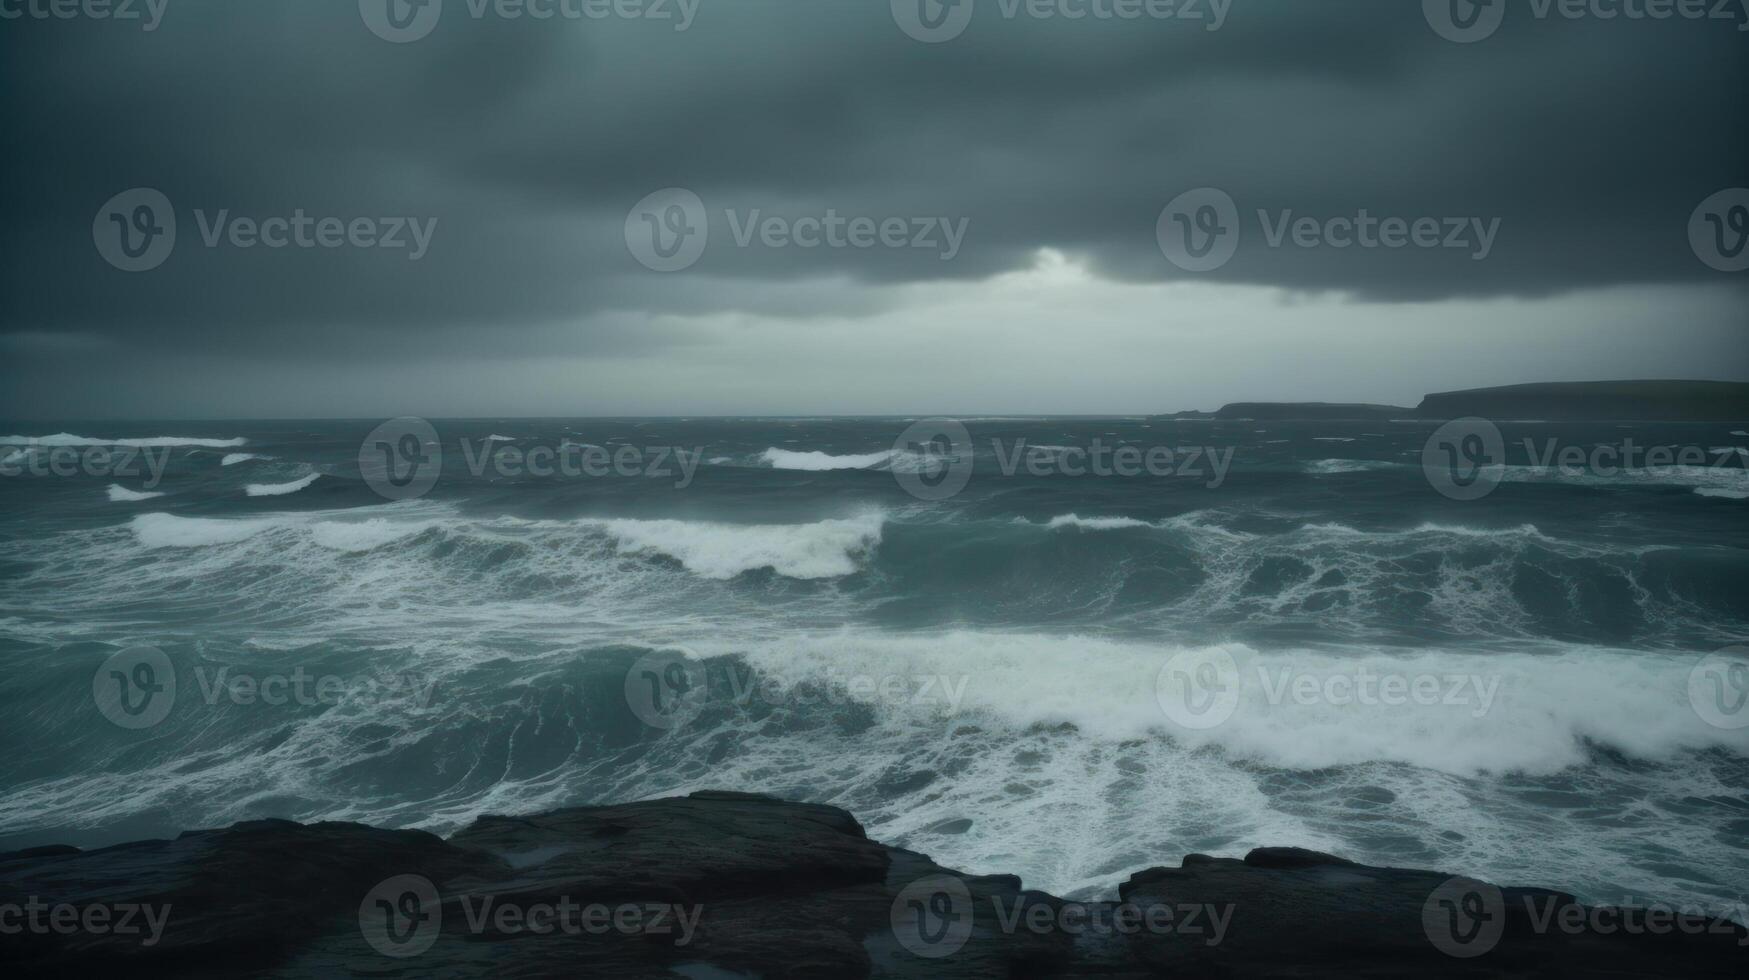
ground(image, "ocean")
xmin=1 ymin=417 xmax=1746 ymax=915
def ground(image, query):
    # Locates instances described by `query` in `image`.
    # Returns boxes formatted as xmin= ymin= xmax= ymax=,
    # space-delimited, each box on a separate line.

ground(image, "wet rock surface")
xmin=2 ymin=791 xmax=1743 ymax=978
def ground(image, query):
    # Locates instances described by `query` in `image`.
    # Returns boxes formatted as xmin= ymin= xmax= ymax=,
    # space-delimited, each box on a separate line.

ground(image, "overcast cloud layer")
xmin=1 ymin=0 xmax=1745 ymax=418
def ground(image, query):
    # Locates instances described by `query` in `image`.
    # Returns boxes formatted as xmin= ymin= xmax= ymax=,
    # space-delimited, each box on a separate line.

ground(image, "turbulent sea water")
xmin=2 ymin=417 xmax=1746 ymax=912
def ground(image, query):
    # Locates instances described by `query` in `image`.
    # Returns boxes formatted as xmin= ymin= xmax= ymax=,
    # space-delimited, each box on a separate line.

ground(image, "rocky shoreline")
xmin=2 ymin=791 xmax=1743 ymax=977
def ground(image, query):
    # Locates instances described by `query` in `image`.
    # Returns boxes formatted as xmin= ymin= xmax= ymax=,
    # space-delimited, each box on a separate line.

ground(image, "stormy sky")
xmin=1 ymin=0 xmax=1745 ymax=419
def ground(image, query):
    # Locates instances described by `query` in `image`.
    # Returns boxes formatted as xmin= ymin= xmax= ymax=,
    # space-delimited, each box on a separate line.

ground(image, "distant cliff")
xmin=1214 ymin=402 xmax=1412 ymax=421
xmin=1160 ymin=381 xmax=1749 ymax=422
xmin=1415 ymin=381 xmax=1749 ymax=421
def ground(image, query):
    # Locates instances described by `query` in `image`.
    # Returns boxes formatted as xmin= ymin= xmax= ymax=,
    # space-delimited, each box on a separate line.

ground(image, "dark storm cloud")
xmin=1 ymin=0 xmax=1745 ymax=360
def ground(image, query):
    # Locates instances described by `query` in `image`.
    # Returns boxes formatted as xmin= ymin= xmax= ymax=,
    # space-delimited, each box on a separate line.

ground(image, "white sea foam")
xmin=0 ymin=433 xmax=246 ymax=448
xmin=760 ymin=448 xmax=897 ymax=471
xmin=722 ymin=632 xmax=1743 ymax=776
xmin=1499 ymin=464 xmax=1749 ymax=496
xmin=1041 ymin=514 xmax=1153 ymax=531
xmin=221 ymin=453 xmax=265 ymax=466
xmin=245 ymin=473 xmax=320 ymax=497
xmin=131 ymin=513 xmax=288 ymax=548
xmin=122 ymin=505 xmax=885 ymax=582
xmin=1303 ymin=459 xmax=1401 ymax=474
xmin=15 ymin=503 xmax=1745 ymax=913
xmin=593 ymin=513 xmax=884 ymax=579
xmin=307 ymin=518 xmax=436 ymax=552
xmin=106 ymin=484 xmax=165 ymax=502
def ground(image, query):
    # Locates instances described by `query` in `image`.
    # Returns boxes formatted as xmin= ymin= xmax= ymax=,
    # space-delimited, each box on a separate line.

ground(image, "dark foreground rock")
xmin=2 ymin=792 xmax=1743 ymax=978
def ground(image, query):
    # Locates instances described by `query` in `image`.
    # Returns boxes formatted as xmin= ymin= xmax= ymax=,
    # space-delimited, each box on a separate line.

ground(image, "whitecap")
xmin=245 ymin=473 xmax=321 ymax=497
xmin=594 ymin=512 xmax=885 ymax=580
xmin=106 ymin=484 xmax=165 ymax=502
xmin=0 ymin=432 xmax=246 ymax=448
xmin=1041 ymin=514 xmax=1152 ymax=531
xmin=760 ymin=448 xmax=897 ymax=471
xmin=1302 ymin=459 xmax=1400 ymax=474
